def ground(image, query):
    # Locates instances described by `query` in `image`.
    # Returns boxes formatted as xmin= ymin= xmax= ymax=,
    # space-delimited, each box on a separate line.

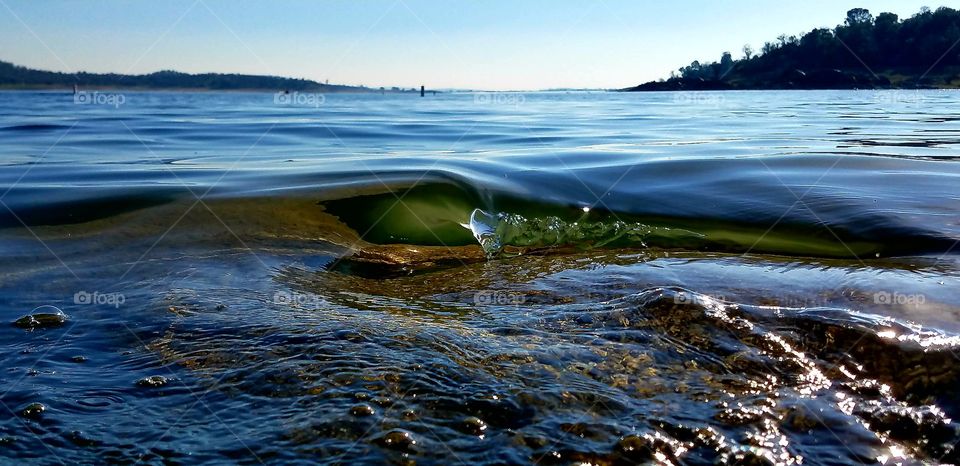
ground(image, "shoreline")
xmin=0 ymin=85 xmax=413 ymax=94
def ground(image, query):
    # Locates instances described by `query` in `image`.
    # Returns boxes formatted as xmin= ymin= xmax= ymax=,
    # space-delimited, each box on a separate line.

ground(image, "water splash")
xmin=467 ymin=208 xmax=657 ymax=257
xmin=468 ymin=209 xmax=503 ymax=256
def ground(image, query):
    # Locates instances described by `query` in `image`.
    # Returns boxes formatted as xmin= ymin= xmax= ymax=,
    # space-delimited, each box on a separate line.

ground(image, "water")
xmin=1 ymin=90 xmax=959 ymax=464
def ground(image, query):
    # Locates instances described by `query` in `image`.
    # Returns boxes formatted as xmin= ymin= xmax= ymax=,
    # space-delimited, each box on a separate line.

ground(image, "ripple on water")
xmin=122 ymin=280 xmax=960 ymax=464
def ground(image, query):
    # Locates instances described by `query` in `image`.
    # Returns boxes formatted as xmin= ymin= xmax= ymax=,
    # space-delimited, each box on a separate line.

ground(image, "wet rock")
xmin=66 ymin=430 xmax=99 ymax=447
xmin=350 ymin=404 xmax=375 ymax=417
xmin=727 ymin=450 xmax=775 ymax=466
xmin=460 ymin=416 xmax=488 ymax=436
xmin=13 ymin=310 xmax=67 ymax=330
xmin=857 ymin=405 xmax=955 ymax=444
xmin=374 ymin=429 xmax=418 ymax=453
xmin=19 ymin=402 xmax=45 ymax=419
xmin=136 ymin=375 xmax=170 ymax=388
xmin=614 ymin=435 xmax=652 ymax=461
xmin=518 ymin=434 xmax=550 ymax=449
xmin=781 ymin=405 xmax=826 ymax=432
xmin=334 ymin=329 xmax=366 ymax=342
xmin=371 ymin=396 xmax=393 ymax=407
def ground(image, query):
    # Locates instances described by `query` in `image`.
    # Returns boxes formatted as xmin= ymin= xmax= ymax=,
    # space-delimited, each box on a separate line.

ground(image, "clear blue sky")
xmin=0 ymin=0 xmax=942 ymax=90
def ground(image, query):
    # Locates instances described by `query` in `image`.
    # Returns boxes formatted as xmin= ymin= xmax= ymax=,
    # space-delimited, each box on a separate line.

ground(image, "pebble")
xmin=67 ymin=430 xmax=99 ymax=447
xmin=370 ymin=397 xmax=393 ymax=407
xmin=136 ymin=375 xmax=169 ymax=388
xmin=375 ymin=429 xmax=418 ymax=452
xmin=350 ymin=404 xmax=375 ymax=417
xmin=19 ymin=402 xmax=45 ymax=419
xmin=615 ymin=435 xmax=652 ymax=459
xmin=13 ymin=311 xmax=67 ymax=330
xmin=461 ymin=416 xmax=488 ymax=436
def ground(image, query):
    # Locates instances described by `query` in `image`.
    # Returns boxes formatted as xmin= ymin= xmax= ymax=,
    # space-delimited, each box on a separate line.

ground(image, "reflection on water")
xmin=0 ymin=91 xmax=959 ymax=464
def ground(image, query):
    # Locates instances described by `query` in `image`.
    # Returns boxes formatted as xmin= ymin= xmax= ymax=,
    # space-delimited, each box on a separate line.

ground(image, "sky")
xmin=0 ymin=0 xmax=944 ymax=90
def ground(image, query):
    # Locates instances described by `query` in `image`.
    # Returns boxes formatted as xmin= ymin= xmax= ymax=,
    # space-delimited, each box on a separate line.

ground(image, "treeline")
xmin=630 ymin=6 xmax=960 ymax=90
xmin=0 ymin=60 xmax=366 ymax=92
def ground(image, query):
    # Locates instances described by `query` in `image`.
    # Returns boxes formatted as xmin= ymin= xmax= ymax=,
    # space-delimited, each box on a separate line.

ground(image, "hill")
xmin=0 ymin=60 xmax=372 ymax=92
xmin=626 ymin=6 xmax=960 ymax=91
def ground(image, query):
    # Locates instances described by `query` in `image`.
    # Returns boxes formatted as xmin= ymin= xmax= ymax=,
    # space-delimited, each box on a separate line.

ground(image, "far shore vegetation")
xmin=0 ymin=60 xmax=428 ymax=93
xmin=627 ymin=6 xmax=960 ymax=91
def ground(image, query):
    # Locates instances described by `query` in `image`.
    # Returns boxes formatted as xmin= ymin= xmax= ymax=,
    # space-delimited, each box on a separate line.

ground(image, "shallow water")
xmin=1 ymin=90 xmax=960 ymax=464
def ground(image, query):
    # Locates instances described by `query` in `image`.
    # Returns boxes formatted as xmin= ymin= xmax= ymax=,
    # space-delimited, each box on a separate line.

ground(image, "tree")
xmin=875 ymin=12 xmax=899 ymax=29
xmin=846 ymin=8 xmax=874 ymax=26
xmin=648 ymin=6 xmax=960 ymax=89
xmin=719 ymin=52 xmax=735 ymax=77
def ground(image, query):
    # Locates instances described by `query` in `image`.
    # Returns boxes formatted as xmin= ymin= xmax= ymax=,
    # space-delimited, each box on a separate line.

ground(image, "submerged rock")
xmin=136 ymin=375 xmax=170 ymax=388
xmin=19 ymin=402 xmax=45 ymax=419
xmin=13 ymin=309 xmax=67 ymax=330
xmin=374 ymin=429 xmax=418 ymax=453
xmin=460 ymin=416 xmax=488 ymax=436
xmin=349 ymin=404 xmax=375 ymax=417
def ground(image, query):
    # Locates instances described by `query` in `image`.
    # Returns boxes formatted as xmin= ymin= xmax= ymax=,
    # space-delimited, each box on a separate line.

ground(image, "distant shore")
xmin=624 ymin=67 xmax=960 ymax=92
xmin=626 ymin=7 xmax=960 ymax=92
xmin=0 ymin=84 xmax=412 ymax=93
xmin=0 ymin=59 xmax=425 ymax=94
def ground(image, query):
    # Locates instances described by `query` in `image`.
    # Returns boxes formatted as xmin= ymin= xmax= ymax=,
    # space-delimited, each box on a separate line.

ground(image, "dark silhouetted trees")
xmin=0 ymin=60 xmax=365 ymax=92
xmin=635 ymin=6 xmax=960 ymax=90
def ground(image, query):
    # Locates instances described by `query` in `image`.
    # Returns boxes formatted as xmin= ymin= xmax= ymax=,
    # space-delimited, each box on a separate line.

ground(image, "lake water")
xmin=1 ymin=90 xmax=960 ymax=464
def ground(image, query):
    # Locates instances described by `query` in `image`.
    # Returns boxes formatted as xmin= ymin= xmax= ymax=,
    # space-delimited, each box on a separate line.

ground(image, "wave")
xmin=318 ymin=176 xmax=957 ymax=259
xmin=2 ymin=158 xmax=957 ymax=260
